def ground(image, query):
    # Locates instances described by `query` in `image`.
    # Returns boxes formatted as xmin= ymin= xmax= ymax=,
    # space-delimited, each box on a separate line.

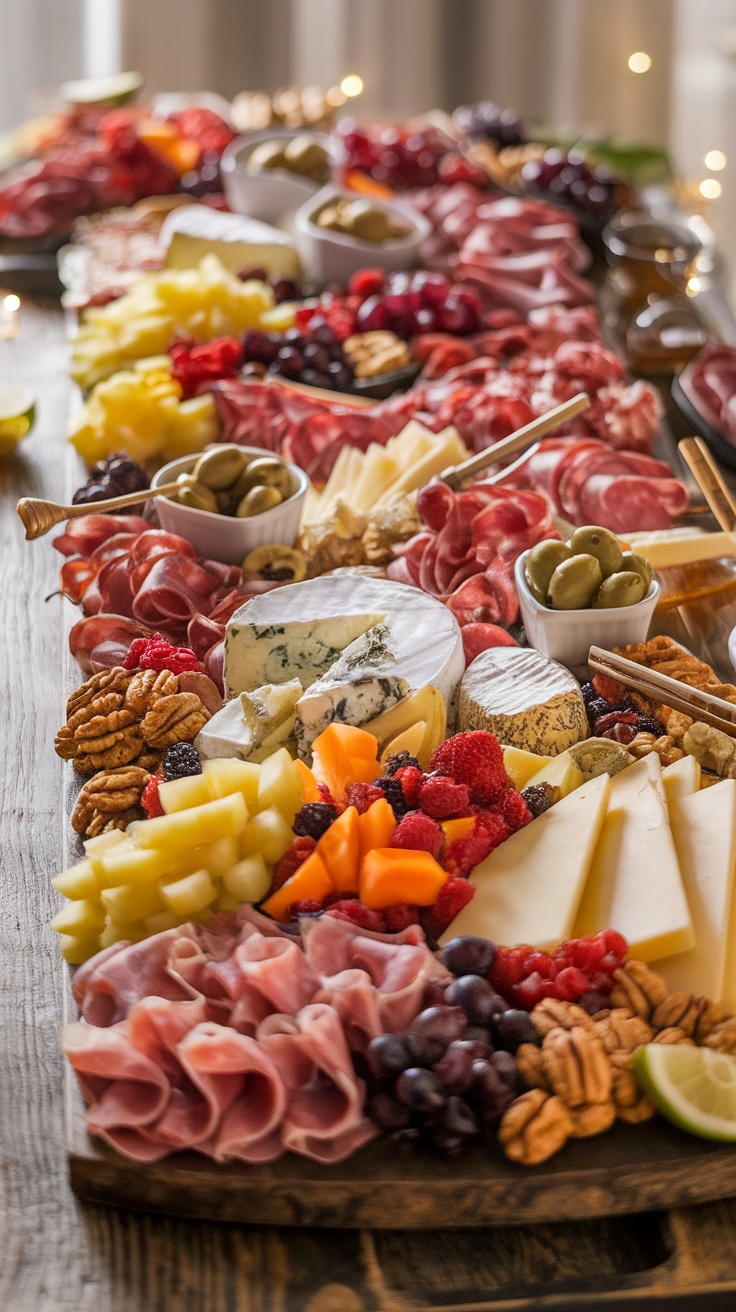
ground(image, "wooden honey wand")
xmin=16 ymin=478 xmax=193 ymax=541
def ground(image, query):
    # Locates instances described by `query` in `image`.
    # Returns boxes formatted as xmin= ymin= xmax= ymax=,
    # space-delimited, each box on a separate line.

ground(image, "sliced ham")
xmin=63 ymin=1020 xmax=171 ymax=1160
xmin=180 ymin=1022 xmax=286 ymax=1162
xmin=53 ymin=514 xmax=149 ymax=559
xmin=73 ymin=927 xmax=201 ymax=1026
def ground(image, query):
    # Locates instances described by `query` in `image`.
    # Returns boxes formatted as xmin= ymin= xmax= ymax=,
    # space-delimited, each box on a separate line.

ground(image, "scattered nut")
xmin=610 ymin=960 xmax=668 ymax=1020
xmin=498 ymin=1089 xmax=573 ymax=1166
xmin=542 ymin=1026 xmax=612 ymax=1108
xmin=516 ymin=1043 xmax=551 ymax=1091
xmin=531 ymin=998 xmax=594 ymax=1037
xmin=568 ymin=1101 xmax=617 ymax=1138
xmin=125 ymin=668 xmax=178 ymax=715
xmin=594 ymin=1009 xmax=653 ymax=1055
xmin=140 ymin=692 xmax=210 ymax=750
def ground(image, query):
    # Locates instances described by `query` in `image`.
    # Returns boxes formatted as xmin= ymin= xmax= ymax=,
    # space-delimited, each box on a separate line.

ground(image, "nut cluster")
xmin=499 ymin=959 xmax=733 ymax=1165
xmin=55 ymin=666 xmax=210 ymax=778
xmin=71 ymin=764 xmax=151 ymax=838
xmin=627 ymin=732 xmax=683 ymax=766
xmin=343 ymin=331 xmax=411 ymax=379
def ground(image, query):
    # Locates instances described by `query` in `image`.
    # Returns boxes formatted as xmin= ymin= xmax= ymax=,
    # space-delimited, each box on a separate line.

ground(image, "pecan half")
xmin=84 ymin=805 xmax=143 ymax=838
xmin=568 ymin=1101 xmax=617 ymax=1138
xmin=125 ymin=668 xmax=179 ymax=715
xmin=609 ymin=1052 xmax=656 ymax=1123
xmin=80 ymin=765 xmax=150 ymax=814
xmin=140 ymin=692 xmax=209 ymax=749
xmin=73 ymin=725 xmax=144 ymax=774
xmin=595 ymin=1009 xmax=653 ymax=1055
xmin=651 ymin=992 xmax=702 ymax=1038
xmin=531 ymin=997 xmax=594 ymax=1037
xmin=610 ymin=960 xmax=668 ymax=1019
xmin=516 ymin=1043 xmax=551 ymax=1091
xmin=704 ymin=1018 xmax=736 ymax=1055
xmin=498 ymin=1089 xmax=573 ymax=1166
xmin=652 ymin=1027 xmax=696 ymax=1046
xmin=66 ymin=667 xmax=131 ymax=720
xmin=542 ymin=1025 xmax=612 ymax=1108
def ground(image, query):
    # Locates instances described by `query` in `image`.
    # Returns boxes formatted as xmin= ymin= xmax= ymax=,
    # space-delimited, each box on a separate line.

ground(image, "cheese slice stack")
xmin=439 ymin=774 xmax=611 ymax=951
xmin=572 ymin=753 xmax=694 ymax=961
xmin=656 ymin=780 xmax=736 ymax=1005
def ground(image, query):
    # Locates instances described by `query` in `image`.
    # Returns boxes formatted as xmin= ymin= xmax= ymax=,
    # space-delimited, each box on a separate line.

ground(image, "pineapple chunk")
xmin=95 ymin=843 xmax=174 ymax=888
xmin=83 ymin=829 xmax=128 ymax=876
xmin=159 ymin=772 xmax=214 ymax=813
xmin=256 ymin=747 xmax=302 ymax=821
xmin=161 ymin=869 xmax=218 ymax=917
xmin=203 ymin=758 xmax=261 ymax=809
xmin=101 ymin=881 xmax=165 ymax=925
xmin=52 ymin=859 xmax=99 ymax=900
xmin=200 ymin=835 xmax=240 ymax=875
xmin=59 ymin=933 xmax=103 ymax=964
xmin=222 ymin=853 xmax=270 ymax=903
xmin=216 ymin=892 xmax=243 ymax=913
xmin=240 ymin=807 xmax=293 ymax=864
xmin=51 ymin=899 xmax=106 ymax=938
xmin=143 ymin=910 xmax=181 ymax=935
xmin=128 ymin=791 xmax=249 ymax=851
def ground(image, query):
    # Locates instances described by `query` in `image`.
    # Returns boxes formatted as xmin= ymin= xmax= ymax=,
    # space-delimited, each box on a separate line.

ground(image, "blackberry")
xmin=162 ymin=742 xmax=202 ymax=781
xmin=521 ymin=782 xmax=559 ymax=818
xmin=373 ymin=775 xmax=411 ymax=818
xmin=292 ymin=802 xmax=339 ymax=840
xmin=382 ymin=750 xmax=421 ymax=777
xmin=635 ymin=714 xmax=666 ymax=737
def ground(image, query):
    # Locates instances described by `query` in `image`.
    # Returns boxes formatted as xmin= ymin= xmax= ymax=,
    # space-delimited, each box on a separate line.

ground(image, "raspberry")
xmin=553 ymin=966 xmax=590 ymax=1001
xmin=496 ymin=787 xmax=532 ymax=832
xmin=374 ymin=776 xmax=411 ymax=819
xmin=162 ymin=742 xmax=202 ymax=781
xmin=420 ymin=877 xmax=475 ymax=941
xmin=430 ymin=731 xmax=506 ymax=806
xmin=292 ymin=802 xmax=339 ymax=840
xmin=140 ymin=775 xmax=164 ymax=818
xmin=348 ymin=267 xmax=386 ymax=299
xmin=327 ymin=902 xmax=386 ymax=933
xmin=391 ymin=811 xmax=443 ymax=859
xmin=489 ymin=945 xmax=534 ymax=995
xmin=169 ymin=336 xmax=243 ymax=399
xmin=383 ymin=903 xmax=421 ymax=933
xmin=290 ymin=899 xmax=324 ymax=918
xmin=395 ymin=765 xmax=424 ymax=806
xmin=446 ymin=813 xmax=510 ymax=877
xmin=344 ymin=782 xmax=384 ymax=814
xmin=383 ymin=752 xmax=421 ymax=778
xmin=523 ymin=951 xmax=558 ymax=980
xmin=271 ymin=836 xmax=316 ymax=891
xmin=418 ymin=776 xmax=470 ymax=820
xmin=123 ymin=633 xmax=202 ymax=675
xmin=513 ymin=972 xmax=557 ymax=1010
xmin=600 ymin=928 xmax=628 ymax=962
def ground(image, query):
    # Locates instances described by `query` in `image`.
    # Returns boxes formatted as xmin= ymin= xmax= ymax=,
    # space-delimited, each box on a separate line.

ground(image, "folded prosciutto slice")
xmin=63 ymin=1019 xmax=172 ymax=1162
xmin=73 ymin=927 xmax=202 ymax=1026
xmin=259 ymin=1004 xmax=377 ymax=1163
xmin=178 ymin=1022 xmax=286 ymax=1162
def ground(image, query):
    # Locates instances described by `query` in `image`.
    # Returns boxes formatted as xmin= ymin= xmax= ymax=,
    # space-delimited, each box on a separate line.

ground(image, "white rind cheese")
xmin=225 ymin=576 xmax=465 ymax=755
xmin=294 ymin=624 xmax=410 ymax=755
xmin=160 ymin=205 xmax=301 ymax=277
xmin=459 ymin=647 xmax=587 ymax=756
xmin=439 ymin=773 xmax=611 ymax=950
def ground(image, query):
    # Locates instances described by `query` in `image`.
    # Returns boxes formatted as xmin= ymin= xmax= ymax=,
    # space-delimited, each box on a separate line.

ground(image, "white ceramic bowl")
xmin=728 ymin=624 xmax=736 ymax=676
xmin=515 ymin=551 xmax=661 ymax=669
xmin=294 ymin=185 xmax=431 ymax=285
xmin=151 ymin=448 xmax=308 ymax=566
xmin=220 ymin=129 xmax=334 ymax=224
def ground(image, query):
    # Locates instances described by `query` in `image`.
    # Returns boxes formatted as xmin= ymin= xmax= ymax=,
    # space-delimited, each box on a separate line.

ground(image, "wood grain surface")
xmin=7 ymin=300 xmax=736 ymax=1309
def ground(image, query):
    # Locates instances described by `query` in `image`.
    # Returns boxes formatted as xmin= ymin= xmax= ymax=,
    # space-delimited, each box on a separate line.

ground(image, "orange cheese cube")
xmin=440 ymin=816 xmax=476 ymax=846
xmin=260 ymin=851 xmax=333 ymax=923
xmin=316 ymin=805 xmax=360 ymax=894
xmin=359 ymin=848 xmax=447 ymax=910
xmin=358 ymin=798 xmax=397 ymax=863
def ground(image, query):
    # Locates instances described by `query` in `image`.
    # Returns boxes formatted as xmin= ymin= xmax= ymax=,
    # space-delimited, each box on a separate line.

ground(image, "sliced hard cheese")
xmin=525 ymin=752 xmax=584 ymax=798
xmin=624 ymin=528 xmax=736 ymax=569
xmin=657 ymin=781 xmax=736 ymax=1004
xmin=365 ymin=684 xmax=446 ymax=770
xmin=663 ymin=754 xmax=701 ymax=803
xmin=459 ymin=647 xmax=587 ymax=756
xmin=439 ymin=774 xmax=611 ymax=950
xmin=501 ymin=745 xmax=552 ymax=790
xmin=160 ymin=206 xmax=301 ymax=277
xmin=572 ymin=754 xmax=694 ymax=961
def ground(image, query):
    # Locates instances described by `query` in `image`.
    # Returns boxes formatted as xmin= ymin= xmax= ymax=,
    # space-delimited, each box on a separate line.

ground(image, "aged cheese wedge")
xmin=524 ymin=752 xmax=584 ymax=798
xmin=572 ymin=754 xmax=694 ymax=961
xmin=656 ymin=781 xmax=736 ymax=1004
xmin=501 ymin=745 xmax=552 ymax=790
xmin=160 ymin=205 xmax=301 ymax=277
xmin=662 ymin=754 xmax=701 ymax=803
xmin=458 ymin=647 xmax=588 ymax=756
xmin=439 ymin=773 xmax=611 ymax=950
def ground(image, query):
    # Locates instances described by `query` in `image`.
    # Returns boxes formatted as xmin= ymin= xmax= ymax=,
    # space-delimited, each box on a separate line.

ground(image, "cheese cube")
xmin=501 ymin=746 xmax=553 ymax=791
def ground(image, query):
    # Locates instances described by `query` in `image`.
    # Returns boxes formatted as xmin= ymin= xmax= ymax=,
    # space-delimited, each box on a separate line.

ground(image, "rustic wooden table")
xmin=6 ymin=300 xmax=736 ymax=1311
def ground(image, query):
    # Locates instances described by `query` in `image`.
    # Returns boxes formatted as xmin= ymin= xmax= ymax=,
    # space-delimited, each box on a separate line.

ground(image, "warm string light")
xmin=628 ymin=51 xmax=652 ymax=74
xmin=0 ymin=292 xmax=20 ymax=340
xmin=699 ymin=178 xmax=723 ymax=199
xmin=704 ymin=150 xmax=727 ymax=171
xmin=340 ymin=74 xmax=364 ymax=98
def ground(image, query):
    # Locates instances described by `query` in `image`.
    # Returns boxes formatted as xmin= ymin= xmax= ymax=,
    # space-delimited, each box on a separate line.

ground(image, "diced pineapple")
xmin=59 ymin=933 xmax=103 ymax=965
xmin=159 ymin=772 xmax=214 ymax=814
xmin=257 ymin=747 xmax=302 ymax=821
xmin=203 ymin=758 xmax=261 ymax=809
xmin=143 ymin=910 xmax=181 ymax=935
xmin=101 ymin=881 xmax=165 ymax=925
xmin=52 ymin=859 xmax=99 ymax=900
xmin=128 ymin=791 xmax=249 ymax=851
xmin=99 ymin=917 xmax=138 ymax=949
xmin=95 ymin=843 xmax=174 ymax=888
xmin=201 ymin=835 xmax=240 ymax=875
xmin=240 ymin=807 xmax=293 ymax=864
xmin=222 ymin=853 xmax=270 ymax=904
xmin=51 ymin=899 xmax=106 ymax=938
xmin=83 ymin=829 xmax=128 ymax=876
xmin=216 ymin=893 xmax=243 ymax=913
xmin=160 ymin=869 xmax=218 ymax=917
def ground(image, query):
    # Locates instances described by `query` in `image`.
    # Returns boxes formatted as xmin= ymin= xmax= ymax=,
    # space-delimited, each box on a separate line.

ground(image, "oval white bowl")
xmin=220 ymin=129 xmax=335 ymax=224
xmin=294 ymin=185 xmax=431 ymax=285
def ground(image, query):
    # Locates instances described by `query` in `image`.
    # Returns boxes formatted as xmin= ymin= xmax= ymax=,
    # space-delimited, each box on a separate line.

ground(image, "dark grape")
xmin=367 ymin=1091 xmax=412 ymax=1131
xmin=470 ymin=1059 xmax=515 ymax=1123
xmin=490 ymin=1049 xmax=523 ymax=1094
xmin=275 ymin=345 xmax=305 ymax=379
xmin=576 ymin=990 xmax=612 ymax=1017
xmin=241 ymin=329 xmax=279 ymax=365
xmin=409 ymin=1006 xmax=467 ymax=1046
xmin=493 ymin=1009 xmax=539 ymax=1053
xmin=446 ymin=975 xmax=504 ymax=1026
xmin=462 ymin=1025 xmax=494 ymax=1050
xmin=421 ymin=978 xmax=449 ymax=1009
xmin=396 ymin=1067 xmax=446 ymax=1114
xmin=303 ymin=341 xmax=332 ymax=373
xmin=366 ymin=1034 xmax=415 ymax=1085
xmin=433 ymin=1040 xmax=479 ymax=1093
xmin=428 ymin=1095 xmax=479 ymax=1150
xmin=272 ymin=278 xmax=300 ymax=303
xmin=440 ymin=935 xmax=497 ymax=978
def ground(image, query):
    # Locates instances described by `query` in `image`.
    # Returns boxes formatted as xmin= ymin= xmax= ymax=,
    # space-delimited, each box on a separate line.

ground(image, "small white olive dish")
xmin=294 ymin=186 xmax=430 ymax=285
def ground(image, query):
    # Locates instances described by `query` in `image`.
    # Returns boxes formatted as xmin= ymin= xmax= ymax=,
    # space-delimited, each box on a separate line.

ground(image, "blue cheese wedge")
xmin=196 ymin=679 xmax=301 ymax=763
xmin=459 ymin=647 xmax=588 ymax=756
xmin=225 ymin=576 xmax=465 ymax=754
xmin=295 ymin=623 xmax=410 ymax=756
xmin=160 ymin=205 xmax=301 ymax=277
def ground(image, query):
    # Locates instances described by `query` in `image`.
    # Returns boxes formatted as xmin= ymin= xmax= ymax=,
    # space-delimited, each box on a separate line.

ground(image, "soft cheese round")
xmin=225 ymin=575 xmax=465 ymax=728
xmin=459 ymin=646 xmax=587 ymax=756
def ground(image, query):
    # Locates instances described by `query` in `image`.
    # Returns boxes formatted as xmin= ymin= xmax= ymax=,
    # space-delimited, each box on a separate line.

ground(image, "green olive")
xmin=569 ymin=525 xmax=623 ymax=579
xmin=215 ymin=488 xmax=240 ymax=516
xmin=620 ymin=551 xmax=654 ymax=591
xmin=547 ymin=554 xmax=603 ymax=609
xmin=591 ymin=571 xmax=648 ymax=609
xmin=249 ymin=140 xmax=288 ymax=172
xmin=193 ymin=446 xmax=249 ymax=491
xmin=236 ymin=485 xmax=283 ymax=517
xmin=233 ymin=456 xmax=294 ymax=500
xmin=176 ymin=479 xmax=219 ymax=513
xmin=283 ymin=135 xmax=329 ymax=182
xmin=346 ymin=201 xmax=393 ymax=242
xmin=524 ymin=540 xmax=573 ymax=603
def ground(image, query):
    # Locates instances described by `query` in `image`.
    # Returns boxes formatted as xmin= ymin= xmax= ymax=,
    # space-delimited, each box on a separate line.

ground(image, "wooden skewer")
xmin=438 ymin=392 xmax=590 ymax=491
xmin=588 ymin=644 xmax=736 ymax=739
xmin=16 ymin=479 xmax=191 ymax=541
xmin=678 ymin=436 xmax=736 ymax=532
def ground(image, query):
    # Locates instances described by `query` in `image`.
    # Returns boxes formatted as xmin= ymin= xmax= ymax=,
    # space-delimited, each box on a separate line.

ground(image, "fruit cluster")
xmin=123 ymin=633 xmax=203 ymax=676
xmin=489 ymin=929 xmax=629 ymax=1011
xmin=335 ymin=119 xmax=468 ymax=190
xmin=453 ymin=101 xmax=526 ymax=148
xmin=241 ymin=323 xmax=355 ymax=392
xmin=521 ymin=148 xmax=622 ymax=223
xmin=295 ymin=267 xmax=483 ymax=343
xmin=580 ymin=680 xmax=665 ymax=747
xmin=72 ymin=454 xmax=149 ymax=509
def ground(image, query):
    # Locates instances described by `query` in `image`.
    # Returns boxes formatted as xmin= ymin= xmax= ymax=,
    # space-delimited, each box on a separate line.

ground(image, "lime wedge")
xmin=634 ymin=1043 xmax=736 ymax=1141
xmin=60 ymin=72 xmax=143 ymax=107
xmin=0 ymin=383 xmax=35 ymax=454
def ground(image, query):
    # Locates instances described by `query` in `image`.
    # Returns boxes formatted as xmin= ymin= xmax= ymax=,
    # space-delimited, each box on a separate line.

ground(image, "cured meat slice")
xmin=68 ymin=613 xmax=152 ymax=674
xmin=259 ymin=1004 xmax=377 ymax=1163
xmin=461 ymin=621 xmax=520 ymax=666
xmin=313 ymin=969 xmax=383 ymax=1053
xmin=131 ymin=555 xmax=224 ymax=627
xmin=63 ymin=1021 xmax=171 ymax=1161
xmin=53 ymin=514 xmax=149 ymax=559
xmin=209 ymin=933 xmax=319 ymax=1018
xmin=125 ymin=996 xmax=222 ymax=1151
xmin=578 ymin=473 xmax=690 ymax=533
xmin=73 ymin=926 xmax=201 ymax=1026
xmin=180 ymin=1022 xmax=286 ymax=1162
